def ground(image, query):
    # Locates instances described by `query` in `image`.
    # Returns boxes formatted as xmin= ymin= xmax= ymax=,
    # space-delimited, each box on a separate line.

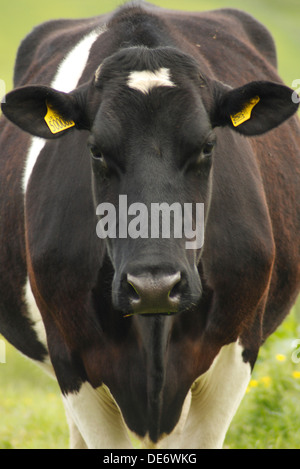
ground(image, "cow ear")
xmin=211 ymin=81 xmax=299 ymax=136
xmin=1 ymin=85 xmax=88 ymax=139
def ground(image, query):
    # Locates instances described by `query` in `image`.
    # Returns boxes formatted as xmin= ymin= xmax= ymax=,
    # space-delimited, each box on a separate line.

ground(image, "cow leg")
xmin=162 ymin=340 xmax=251 ymax=449
xmin=64 ymin=406 xmax=88 ymax=449
xmin=62 ymin=382 xmax=133 ymax=449
xmin=182 ymin=340 xmax=251 ymax=449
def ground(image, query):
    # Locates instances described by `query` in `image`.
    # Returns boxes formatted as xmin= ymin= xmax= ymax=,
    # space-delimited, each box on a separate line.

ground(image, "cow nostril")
xmin=168 ymin=280 xmax=181 ymax=299
xmin=127 ymin=280 xmax=140 ymax=303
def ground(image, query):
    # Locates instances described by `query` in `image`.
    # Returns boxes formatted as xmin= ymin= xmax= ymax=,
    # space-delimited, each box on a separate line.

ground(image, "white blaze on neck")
xmin=52 ymin=29 xmax=101 ymax=93
xmin=127 ymin=67 xmax=176 ymax=94
xmin=22 ymin=27 xmax=105 ymax=193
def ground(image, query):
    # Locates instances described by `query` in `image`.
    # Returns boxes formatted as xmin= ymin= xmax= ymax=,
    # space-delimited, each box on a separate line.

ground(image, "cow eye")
xmin=202 ymin=140 xmax=215 ymax=158
xmin=192 ymin=139 xmax=215 ymax=167
xmin=185 ymin=136 xmax=215 ymax=174
xmin=89 ymin=146 xmax=108 ymax=169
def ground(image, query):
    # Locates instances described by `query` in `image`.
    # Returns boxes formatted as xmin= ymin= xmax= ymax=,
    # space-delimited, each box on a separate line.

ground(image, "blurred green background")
xmin=0 ymin=0 xmax=300 ymax=449
xmin=1 ymin=0 xmax=300 ymax=92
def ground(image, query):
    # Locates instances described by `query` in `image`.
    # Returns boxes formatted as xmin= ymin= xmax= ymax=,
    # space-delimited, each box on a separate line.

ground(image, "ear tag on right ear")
xmin=44 ymin=102 xmax=75 ymax=134
xmin=231 ymin=96 xmax=260 ymax=127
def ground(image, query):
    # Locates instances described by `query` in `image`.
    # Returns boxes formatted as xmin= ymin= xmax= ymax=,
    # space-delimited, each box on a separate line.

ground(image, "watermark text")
xmin=96 ymin=195 xmax=204 ymax=249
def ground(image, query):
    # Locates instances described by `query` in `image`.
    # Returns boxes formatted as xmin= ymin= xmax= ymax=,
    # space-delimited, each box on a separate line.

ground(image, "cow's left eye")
xmin=191 ymin=139 xmax=215 ymax=168
xmin=184 ymin=137 xmax=215 ymax=174
xmin=202 ymin=140 xmax=215 ymax=158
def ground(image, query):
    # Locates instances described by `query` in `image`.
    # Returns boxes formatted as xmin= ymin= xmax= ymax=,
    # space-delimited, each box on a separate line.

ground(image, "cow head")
xmin=2 ymin=46 xmax=298 ymax=318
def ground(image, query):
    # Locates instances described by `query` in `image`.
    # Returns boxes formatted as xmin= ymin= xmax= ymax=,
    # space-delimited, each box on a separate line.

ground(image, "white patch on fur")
xmin=23 ymin=136 xmax=46 ymax=194
xmin=127 ymin=68 xmax=176 ymax=94
xmin=63 ymin=382 xmax=133 ymax=449
xmin=23 ymin=278 xmax=54 ymax=376
xmin=22 ymin=28 xmax=104 ymax=193
xmin=161 ymin=340 xmax=251 ymax=449
xmin=52 ymin=29 xmax=101 ymax=93
xmin=24 ymin=278 xmax=47 ymax=349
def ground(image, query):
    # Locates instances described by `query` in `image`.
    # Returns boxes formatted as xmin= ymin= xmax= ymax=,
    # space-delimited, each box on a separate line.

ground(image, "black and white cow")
xmin=1 ymin=2 xmax=299 ymax=449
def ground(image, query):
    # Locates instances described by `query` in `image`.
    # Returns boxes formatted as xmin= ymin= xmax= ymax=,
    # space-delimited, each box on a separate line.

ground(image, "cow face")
xmin=2 ymin=47 xmax=298 ymax=317
xmin=88 ymin=48 xmax=214 ymax=316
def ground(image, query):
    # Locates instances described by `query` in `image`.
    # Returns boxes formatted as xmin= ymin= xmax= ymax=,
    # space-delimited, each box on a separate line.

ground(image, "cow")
xmin=0 ymin=1 xmax=299 ymax=449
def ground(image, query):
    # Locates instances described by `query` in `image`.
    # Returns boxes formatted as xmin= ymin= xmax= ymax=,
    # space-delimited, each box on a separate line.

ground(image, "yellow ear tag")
xmin=230 ymin=96 xmax=260 ymax=127
xmin=44 ymin=102 xmax=75 ymax=134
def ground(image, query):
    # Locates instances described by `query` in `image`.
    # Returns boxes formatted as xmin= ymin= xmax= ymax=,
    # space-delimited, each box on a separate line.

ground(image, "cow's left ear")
xmin=1 ymin=85 xmax=88 ymax=139
xmin=211 ymin=80 xmax=299 ymax=136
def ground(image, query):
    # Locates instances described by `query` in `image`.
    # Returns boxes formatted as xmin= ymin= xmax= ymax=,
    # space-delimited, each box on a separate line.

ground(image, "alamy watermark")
xmin=96 ymin=195 xmax=204 ymax=249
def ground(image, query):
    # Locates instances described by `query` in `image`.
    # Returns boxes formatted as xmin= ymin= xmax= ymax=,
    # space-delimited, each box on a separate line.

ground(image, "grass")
xmin=0 ymin=342 xmax=68 ymax=449
xmin=225 ymin=306 xmax=300 ymax=449
xmin=0 ymin=0 xmax=299 ymax=450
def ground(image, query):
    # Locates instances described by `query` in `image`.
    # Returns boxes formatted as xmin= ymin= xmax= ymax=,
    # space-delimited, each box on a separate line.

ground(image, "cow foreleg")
xmin=62 ymin=382 xmax=133 ymax=449
xmin=162 ymin=340 xmax=251 ymax=449
xmin=64 ymin=406 xmax=88 ymax=449
xmin=182 ymin=341 xmax=251 ymax=449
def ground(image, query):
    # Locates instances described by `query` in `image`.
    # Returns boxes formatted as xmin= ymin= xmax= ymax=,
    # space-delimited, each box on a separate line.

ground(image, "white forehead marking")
xmin=127 ymin=67 xmax=176 ymax=94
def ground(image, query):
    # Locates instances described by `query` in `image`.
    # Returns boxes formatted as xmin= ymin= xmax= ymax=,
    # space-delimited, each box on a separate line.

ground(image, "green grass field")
xmin=0 ymin=0 xmax=300 ymax=450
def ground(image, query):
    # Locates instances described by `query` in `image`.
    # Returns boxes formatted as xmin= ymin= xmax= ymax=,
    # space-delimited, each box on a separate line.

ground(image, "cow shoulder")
xmin=13 ymin=16 xmax=102 ymax=87
xmin=217 ymin=8 xmax=277 ymax=68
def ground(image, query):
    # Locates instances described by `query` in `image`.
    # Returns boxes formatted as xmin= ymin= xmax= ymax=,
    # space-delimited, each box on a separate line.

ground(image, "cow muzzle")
xmin=113 ymin=264 xmax=201 ymax=316
xmin=126 ymin=271 xmax=181 ymax=315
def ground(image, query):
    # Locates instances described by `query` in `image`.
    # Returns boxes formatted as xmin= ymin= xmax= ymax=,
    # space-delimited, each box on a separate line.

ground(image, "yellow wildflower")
xmin=275 ymin=354 xmax=286 ymax=362
xmin=260 ymin=376 xmax=272 ymax=387
xmin=246 ymin=379 xmax=258 ymax=393
xmin=249 ymin=379 xmax=258 ymax=387
xmin=292 ymin=370 xmax=300 ymax=379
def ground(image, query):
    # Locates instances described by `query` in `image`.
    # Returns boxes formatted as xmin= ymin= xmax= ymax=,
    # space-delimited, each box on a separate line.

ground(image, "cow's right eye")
xmin=89 ymin=146 xmax=108 ymax=169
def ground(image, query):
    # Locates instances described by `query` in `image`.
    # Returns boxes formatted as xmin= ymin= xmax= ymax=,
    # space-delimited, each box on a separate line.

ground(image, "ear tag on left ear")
xmin=231 ymin=96 xmax=260 ymax=127
xmin=44 ymin=102 xmax=75 ymax=134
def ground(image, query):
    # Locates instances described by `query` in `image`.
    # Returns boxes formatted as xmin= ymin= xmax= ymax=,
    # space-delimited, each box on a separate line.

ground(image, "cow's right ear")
xmin=1 ymin=85 xmax=88 ymax=139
